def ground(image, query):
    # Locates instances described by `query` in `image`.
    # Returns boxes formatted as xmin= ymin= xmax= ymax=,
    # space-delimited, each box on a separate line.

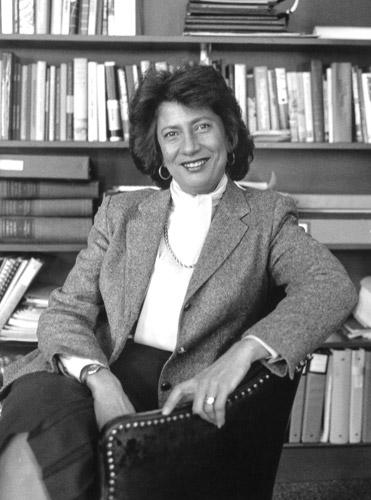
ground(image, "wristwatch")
xmin=80 ymin=363 xmax=107 ymax=385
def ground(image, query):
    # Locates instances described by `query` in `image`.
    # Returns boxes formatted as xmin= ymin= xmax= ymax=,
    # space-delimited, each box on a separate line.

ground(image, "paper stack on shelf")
xmin=353 ymin=277 xmax=371 ymax=328
xmin=183 ymin=0 xmax=300 ymax=35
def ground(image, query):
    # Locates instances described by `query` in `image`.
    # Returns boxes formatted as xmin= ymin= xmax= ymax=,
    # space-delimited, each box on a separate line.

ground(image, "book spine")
xmin=0 ymin=154 xmax=90 ymax=179
xmin=44 ymin=65 xmax=50 ymax=141
xmin=286 ymin=71 xmax=299 ymax=142
xmin=274 ymin=67 xmax=289 ymax=130
xmin=1 ymin=52 xmax=15 ymax=140
xmin=112 ymin=0 xmax=136 ymax=36
xmin=95 ymin=0 xmax=104 ymax=35
xmin=54 ymin=66 xmax=61 ymax=141
xmin=362 ymin=351 xmax=371 ymax=442
xmin=87 ymin=0 xmax=97 ymax=35
xmin=12 ymin=61 xmax=22 ymax=140
xmin=234 ymin=63 xmax=247 ymax=125
xmin=66 ymin=61 xmax=74 ymax=141
xmin=331 ymin=62 xmax=352 ymax=142
xmin=349 ymin=349 xmax=365 ymax=444
xmin=97 ymin=63 xmax=107 ymax=142
xmin=78 ymin=0 xmax=89 ymax=35
xmin=18 ymin=0 xmax=35 ymax=34
xmin=310 ymin=59 xmax=324 ymax=142
xmin=253 ymin=66 xmax=270 ymax=131
xmin=35 ymin=0 xmax=49 ymax=34
xmin=326 ymin=67 xmax=333 ymax=142
xmin=35 ymin=60 xmax=47 ymax=141
xmin=104 ymin=61 xmax=123 ymax=142
xmin=69 ymin=0 xmax=79 ymax=34
xmin=88 ymin=61 xmax=98 ymax=142
xmin=1 ymin=0 xmax=14 ymax=34
xmin=59 ymin=63 xmax=67 ymax=141
xmin=352 ymin=66 xmax=363 ymax=143
xmin=19 ymin=63 xmax=28 ymax=140
xmin=295 ymin=72 xmax=306 ymax=142
xmin=73 ymin=58 xmax=88 ymax=141
xmin=329 ymin=349 xmax=352 ymax=444
xmin=246 ymin=71 xmax=257 ymax=134
xmin=0 ymin=217 xmax=92 ymax=242
xmin=102 ymin=0 xmax=109 ymax=35
xmin=116 ymin=66 xmax=130 ymax=142
xmin=50 ymin=0 xmax=62 ymax=34
xmin=267 ymin=69 xmax=279 ymax=130
xmin=48 ymin=65 xmax=56 ymax=141
xmin=0 ymin=180 xmax=99 ymax=198
xmin=302 ymin=71 xmax=314 ymax=143
xmin=0 ymin=198 xmax=93 ymax=217
xmin=361 ymin=72 xmax=371 ymax=143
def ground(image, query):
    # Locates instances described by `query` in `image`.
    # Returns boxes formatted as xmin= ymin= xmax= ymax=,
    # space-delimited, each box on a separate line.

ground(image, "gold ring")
xmin=205 ymin=396 xmax=216 ymax=406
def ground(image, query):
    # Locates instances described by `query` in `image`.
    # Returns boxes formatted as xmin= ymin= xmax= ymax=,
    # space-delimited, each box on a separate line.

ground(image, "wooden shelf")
xmin=0 ymin=243 xmax=85 ymax=252
xmin=277 ymin=443 xmax=371 ymax=482
xmin=0 ymin=34 xmax=371 ymax=49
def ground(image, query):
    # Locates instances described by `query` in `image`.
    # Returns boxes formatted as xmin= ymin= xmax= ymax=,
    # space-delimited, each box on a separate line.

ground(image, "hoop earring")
xmin=159 ymin=164 xmax=171 ymax=181
xmin=228 ymin=151 xmax=236 ymax=167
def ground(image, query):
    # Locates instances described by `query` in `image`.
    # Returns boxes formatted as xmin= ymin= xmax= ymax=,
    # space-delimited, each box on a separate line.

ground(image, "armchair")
xmin=99 ymin=360 xmax=304 ymax=500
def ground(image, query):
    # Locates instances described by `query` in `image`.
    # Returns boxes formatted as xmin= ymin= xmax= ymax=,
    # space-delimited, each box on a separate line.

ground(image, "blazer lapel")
xmin=185 ymin=181 xmax=250 ymax=303
xmin=125 ymin=189 xmax=171 ymax=324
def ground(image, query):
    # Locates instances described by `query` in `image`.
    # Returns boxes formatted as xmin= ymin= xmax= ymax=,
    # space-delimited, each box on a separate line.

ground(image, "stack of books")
xmin=0 ymin=282 xmax=54 ymax=343
xmin=0 ymin=0 xmax=140 ymax=36
xmin=183 ymin=0 xmax=291 ymax=36
xmin=288 ymin=336 xmax=371 ymax=445
xmin=0 ymin=256 xmax=44 ymax=335
xmin=0 ymin=154 xmax=99 ymax=244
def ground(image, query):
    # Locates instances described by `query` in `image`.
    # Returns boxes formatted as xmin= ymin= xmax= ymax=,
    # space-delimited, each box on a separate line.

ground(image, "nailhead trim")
xmin=103 ymin=370 xmax=272 ymax=498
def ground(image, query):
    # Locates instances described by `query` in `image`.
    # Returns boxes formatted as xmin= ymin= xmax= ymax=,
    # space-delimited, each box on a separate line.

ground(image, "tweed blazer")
xmin=1 ymin=180 xmax=357 ymax=404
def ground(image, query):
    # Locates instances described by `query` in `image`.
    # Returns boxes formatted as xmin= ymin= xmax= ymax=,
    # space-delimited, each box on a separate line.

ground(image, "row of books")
xmin=184 ymin=0 xmax=290 ymax=35
xmin=0 ymin=256 xmax=44 ymax=333
xmin=289 ymin=347 xmax=371 ymax=445
xmin=0 ymin=52 xmax=171 ymax=142
xmin=0 ymin=0 xmax=138 ymax=36
xmin=0 ymin=154 xmax=98 ymax=242
xmin=220 ymin=60 xmax=371 ymax=143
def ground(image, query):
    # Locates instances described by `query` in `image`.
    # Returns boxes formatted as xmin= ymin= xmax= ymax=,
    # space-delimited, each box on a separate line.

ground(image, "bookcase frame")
xmin=0 ymin=32 xmax=370 ymax=485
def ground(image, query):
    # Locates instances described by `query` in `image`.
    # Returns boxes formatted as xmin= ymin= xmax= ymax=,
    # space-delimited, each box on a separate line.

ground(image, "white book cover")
xmin=50 ymin=0 xmax=63 ymax=34
xmin=109 ymin=0 xmax=136 ymax=36
xmin=48 ymin=65 xmax=56 ymax=141
xmin=59 ymin=63 xmax=68 ymax=141
xmin=73 ymin=58 xmax=88 ymax=141
xmin=61 ymin=0 xmax=71 ymax=35
xmin=234 ymin=64 xmax=247 ymax=125
xmin=302 ymin=71 xmax=314 ymax=143
xmin=19 ymin=0 xmax=35 ymax=34
xmin=117 ymin=67 xmax=130 ymax=142
xmin=35 ymin=0 xmax=49 ymax=34
xmin=275 ymin=67 xmax=289 ymax=130
xmin=329 ymin=349 xmax=352 ymax=444
xmin=1 ymin=0 xmax=14 ymax=34
xmin=320 ymin=354 xmax=333 ymax=443
xmin=88 ymin=0 xmax=98 ymax=35
xmin=267 ymin=69 xmax=279 ymax=130
xmin=20 ymin=64 xmax=28 ymax=140
xmin=361 ymin=73 xmax=371 ymax=143
xmin=97 ymin=63 xmax=108 ymax=142
xmin=326 ymin=67 xmax=333 ymax=142
xmin=253 ymin=66 xmax=270 ymax=131
xmin=35 ymin=60 xmax=47 ymax=141
xmin=88 ymin=61 xmax=99 ymax=142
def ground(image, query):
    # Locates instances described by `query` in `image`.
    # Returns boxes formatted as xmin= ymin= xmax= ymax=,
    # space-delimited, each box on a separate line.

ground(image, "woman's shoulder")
xmin=235 ymin=183 xmax=296 ymax=210
xmin=102 ymin=187 xmax=162 ymax=213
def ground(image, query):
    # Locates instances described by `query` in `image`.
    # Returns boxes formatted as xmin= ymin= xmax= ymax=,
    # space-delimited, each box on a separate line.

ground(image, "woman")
xmin=0 ymin=64 xmax=357 ymax=499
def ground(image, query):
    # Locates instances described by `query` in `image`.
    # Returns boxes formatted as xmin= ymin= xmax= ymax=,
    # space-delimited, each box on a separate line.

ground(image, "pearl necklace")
xmin=163 ymin=223 xmax=197 ymax=269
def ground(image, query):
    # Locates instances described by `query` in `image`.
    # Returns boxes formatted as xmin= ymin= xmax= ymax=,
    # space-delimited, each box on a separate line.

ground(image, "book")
xmin=35 ymin=0 xmax=50 ymax=34
xmin=0 ymin=179 xmax=99 ymax=199
xmin=313 ymin=26 xmax=371 ymax=40
xmin=320 ymin=353 xmax=333 ymax=443
xmin=288 ymin=366 xmax=307 ymax=443
xmin=97 ymin=63 xmax=108 ymax=142
xmin=302 ymin=71 xmax=314 ymax=142
xmin=362 ymin=350 xmax=371 ymax=442
xmin=310 ymin=60 xmax=324 ymax=142
xmin=1 ymin=52 xmax=15 ymax=140
xmin=361 ymin=73 xmax=371 ymax=143
xmin=301 ymin=352 xmax=328 ymax=443
xmin=0 ymin=199 xmax=94 ymax=217
xmin=19 ymin=0 xmax=35 ymax=34
xmin=329 ymin=349 xmax=352 ymax=444
xmin=267 ymin=69 xmax=279 ymax=130
xmin=246 ymin=71 xmax=257 ymax=134
xmin=0 ymin=217 xmax=92 ymax=242
xmin=78 ymin=0 xmax=89 ymax=34
xmin=108 ymin=0 xmax=137 ymax=35
xmin=1 ymin=0 xmax=14 ymax=34
xmin=253 ymin=66 xmax=270 ymax=131
xmin=0 ymin=257 xmax=44 ymax=331
xmin=349 ymin=349 xmax=365 ymax=444
xmin=274 ymin=67 xmax=289 ymax=130
xmin=104 ymin=62 xmax=123 ymax=142
xmin=66 ymin=61 xmax=74 ymax=141
xmin=50 ymin=0 xmax=63 ymax=34
xmin=234 ymin=63 xmax=247 ymax=124
xmin=0 ymin=258 xmax=23 ymax=302
xmin=286 ymin=71 xmax=299 ymax=142
xmin=352 ymin=66 xmax=363 ymax=143
xmin=59 ymin=62 xmax=68 ymax=141
xmin=298 ymin=217 xmax=371 ymax=246
xmin=88 ymin=61 xmax=99 ymax=142
xmin=88 ymin=0 xmax=98 ymax=35
xmin=69 ymin=0 xmax=79 ymax=34
xmin=331 ymin=62 xmax=352 ymax=142
xmin=289 ymin=193 xmax=371 ymax=213
xmin=35 ymin=60 xmax=47 ymax=141
xmin=0 ymin=155 xmax=90 ymax=179
xmin=117 ymin=66 xmax=130 ymax=142
xmin=73 ymin=58 xmax=88 ymax=141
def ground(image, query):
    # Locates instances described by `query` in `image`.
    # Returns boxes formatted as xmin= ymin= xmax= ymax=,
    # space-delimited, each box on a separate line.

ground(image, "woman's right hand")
xmin=85 ymin=368 xmax=135 ymax=430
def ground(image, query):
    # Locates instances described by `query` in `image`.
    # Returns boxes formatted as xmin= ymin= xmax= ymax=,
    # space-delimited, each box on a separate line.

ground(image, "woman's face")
xmin=156 ymin=101 xmax=229 ymax=195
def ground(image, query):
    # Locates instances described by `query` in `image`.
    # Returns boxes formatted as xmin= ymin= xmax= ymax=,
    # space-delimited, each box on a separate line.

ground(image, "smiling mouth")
xmin=181 ymin=158 xmax=209 ymax=170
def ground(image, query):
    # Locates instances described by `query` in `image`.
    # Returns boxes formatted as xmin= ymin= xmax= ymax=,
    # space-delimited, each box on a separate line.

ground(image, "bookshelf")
xmin=0 ymin=0 xmax=371 ymax=490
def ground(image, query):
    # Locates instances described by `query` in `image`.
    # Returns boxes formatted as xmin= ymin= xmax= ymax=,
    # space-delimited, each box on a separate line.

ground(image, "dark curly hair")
xmin=129 ymin=64 xmax=254 ymax=189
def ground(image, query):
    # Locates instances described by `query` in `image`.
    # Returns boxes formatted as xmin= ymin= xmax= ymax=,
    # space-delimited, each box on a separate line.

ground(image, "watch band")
xmin=79 ymin=363 xmax=107 ymax=384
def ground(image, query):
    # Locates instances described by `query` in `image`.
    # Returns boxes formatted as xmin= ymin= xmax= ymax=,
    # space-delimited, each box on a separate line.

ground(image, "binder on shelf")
xmin=301 ymin=352 xmax=329 ymax=443
xmin=320 ymin=353 xmax=333 ymax=443
xmin=298 ymin=218 xmax=371 ymax=246
xmin=362 ymin=350 xmax=371 ymax=442
xmin=349 ymin=349 xmax=365 ymax=444
xmin=0 ymin=155 xmax=90 ymax=180
xmin=329 ymin=349 xmax=352 ymax=444
xmin=288 ymin=364 xmax=307 ymax=443
xmin=0 ymin=179 xmax=99 ymax=199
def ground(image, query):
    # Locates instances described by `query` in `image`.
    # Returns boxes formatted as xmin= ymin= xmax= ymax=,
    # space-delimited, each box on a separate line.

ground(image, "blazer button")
xmin=160 ymin=381 xmax=172 ymax=391
xmin=177 ymin=346 xmax=186 ymax=355
xmin=184 ymin=302 xmax=191 ymax=311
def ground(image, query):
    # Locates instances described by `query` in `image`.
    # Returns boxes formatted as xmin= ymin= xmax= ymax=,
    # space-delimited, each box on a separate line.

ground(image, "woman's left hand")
xmin=162 ymin=338 xmax=270 ymax=428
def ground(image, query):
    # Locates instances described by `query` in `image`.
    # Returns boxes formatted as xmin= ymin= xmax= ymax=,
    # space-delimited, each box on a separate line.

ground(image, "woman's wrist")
xmin=238 ymin=337 xmax=270 ymax=364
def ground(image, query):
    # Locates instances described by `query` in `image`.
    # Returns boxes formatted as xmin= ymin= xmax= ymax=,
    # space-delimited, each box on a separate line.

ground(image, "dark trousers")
xmin=0 ymin=340 xmax=171 ymax=500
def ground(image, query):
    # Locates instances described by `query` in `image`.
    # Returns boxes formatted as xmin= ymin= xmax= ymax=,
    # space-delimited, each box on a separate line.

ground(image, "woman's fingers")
xmin=162 ymin=381 xmax=193 ymax=416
